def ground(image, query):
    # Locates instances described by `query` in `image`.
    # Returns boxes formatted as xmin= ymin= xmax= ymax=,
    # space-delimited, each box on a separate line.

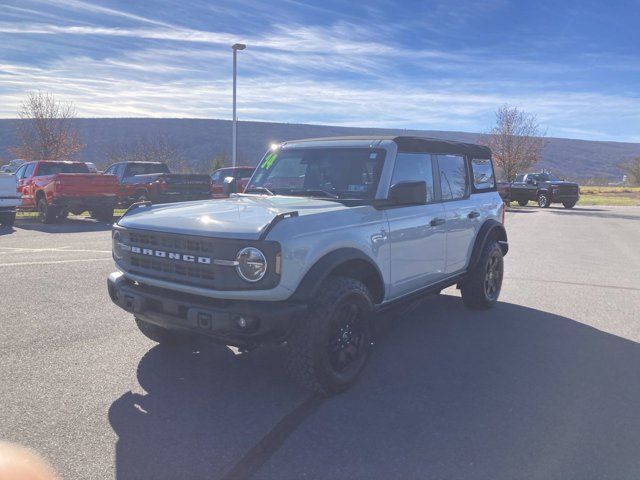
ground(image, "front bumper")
xmin=107 ymin=271 xmax=305 ymax=347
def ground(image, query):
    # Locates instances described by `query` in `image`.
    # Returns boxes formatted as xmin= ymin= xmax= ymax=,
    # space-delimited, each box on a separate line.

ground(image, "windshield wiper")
xmin=244 ymin=186 xmax=275 ymax=196
xmin=287 ymin=188 xmax=339 ymax=199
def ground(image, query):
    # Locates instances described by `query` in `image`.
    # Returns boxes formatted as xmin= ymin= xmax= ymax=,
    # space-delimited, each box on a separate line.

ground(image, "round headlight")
xmin=236 ymin=247 xmax=267 ymax=282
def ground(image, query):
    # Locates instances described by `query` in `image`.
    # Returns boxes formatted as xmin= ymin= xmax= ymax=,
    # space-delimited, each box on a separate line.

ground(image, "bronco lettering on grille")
xmin=130 ymin=246 xmax=211 ymax=264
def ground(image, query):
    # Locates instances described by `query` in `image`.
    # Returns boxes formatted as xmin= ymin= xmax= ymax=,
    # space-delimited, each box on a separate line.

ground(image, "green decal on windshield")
xmin=262 ymin=153 xmax=277 ymax=169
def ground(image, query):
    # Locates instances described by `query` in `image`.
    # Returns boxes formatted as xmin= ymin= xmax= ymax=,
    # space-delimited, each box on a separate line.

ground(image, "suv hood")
xmin=117 ymin=194 xmax=349 ymax=239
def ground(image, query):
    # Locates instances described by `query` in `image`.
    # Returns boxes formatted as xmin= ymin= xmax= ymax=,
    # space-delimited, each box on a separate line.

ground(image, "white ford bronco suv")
xmin=108 ymin=136 xmax=508 ymax=394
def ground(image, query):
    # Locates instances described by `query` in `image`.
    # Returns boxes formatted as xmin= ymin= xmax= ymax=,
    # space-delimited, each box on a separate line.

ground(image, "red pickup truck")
xmin=104 ymin=161 xmax=212 ymax=206
xmin=14 ymin=161 xmax=118 ymax=223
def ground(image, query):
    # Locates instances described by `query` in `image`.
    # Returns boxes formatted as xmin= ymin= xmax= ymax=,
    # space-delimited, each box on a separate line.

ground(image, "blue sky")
xmin=1 ymin=0 xmax=639 ymax=141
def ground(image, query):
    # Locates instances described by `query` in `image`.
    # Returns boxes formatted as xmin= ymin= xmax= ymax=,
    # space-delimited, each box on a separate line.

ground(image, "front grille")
xmin=116 ymin=227 xmax=280 ymax=291
xmin=557 ymin=185 xmax=579 ymax=195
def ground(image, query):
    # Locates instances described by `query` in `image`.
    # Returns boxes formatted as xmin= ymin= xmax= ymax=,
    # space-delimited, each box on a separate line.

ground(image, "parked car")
xmin=211 ymin=166 xmax=255 ymax=198
xmin=508 ymin=172 xmax=580 ymax=208
xmin=0 ymin=173 xmax=21 ymax=227
xmin=14 ymin=161 xmax=119 ymax=223
xmin=0 ymin=159 xmax=25 ymax=174
xmin=104 ymin=161 xmax=212 ymax=206
xmin=108 ymin=136 xmax=508 ymax=394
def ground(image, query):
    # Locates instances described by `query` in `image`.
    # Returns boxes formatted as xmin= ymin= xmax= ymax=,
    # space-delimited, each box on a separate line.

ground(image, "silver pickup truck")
xmin=0 ymin=173 xmax=20 ymax=227
xmin=108 ymin=136 xmax=508 ymax=394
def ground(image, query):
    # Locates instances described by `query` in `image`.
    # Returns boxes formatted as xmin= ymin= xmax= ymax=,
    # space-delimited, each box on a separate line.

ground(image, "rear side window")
xmin=391 ymin=153 xmax=435 ymax=202
xmin=471 ymin=158 xmax=495 ymax=190
xmin=37 ymin=163 xmax=89 ymax=175
xmin=437 ymin=155 xmax=469 ymax=201
xmin=125 ymin=163 xmax=170 ymax=176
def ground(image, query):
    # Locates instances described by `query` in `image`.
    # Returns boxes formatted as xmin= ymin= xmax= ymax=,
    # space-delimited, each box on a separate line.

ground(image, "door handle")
xmin=468 ymin=211 xmax=480 ymax=219
xmin=430 ymin=218 xmax=446 ymax=227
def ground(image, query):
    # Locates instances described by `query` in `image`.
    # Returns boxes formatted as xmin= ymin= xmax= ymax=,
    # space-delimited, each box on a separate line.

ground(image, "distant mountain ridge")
xmin=1 ymin=118 xmax=638 ymax=180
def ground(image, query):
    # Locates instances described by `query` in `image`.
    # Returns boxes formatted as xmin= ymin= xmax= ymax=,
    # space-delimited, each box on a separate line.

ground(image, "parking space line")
xmin=506 ymin=276 xmax=640 ymax=292
xmin=0 ymin=258 xmax=112 ymax=267
xmin=0 ymin=247 xmax=111 ymax=254
xmin=220 ymin=395 xmax=326 ymax=480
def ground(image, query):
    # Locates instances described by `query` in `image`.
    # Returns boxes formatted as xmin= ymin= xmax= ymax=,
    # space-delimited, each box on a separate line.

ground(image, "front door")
xmin=386 ymin=152 xmax=447 ymax=298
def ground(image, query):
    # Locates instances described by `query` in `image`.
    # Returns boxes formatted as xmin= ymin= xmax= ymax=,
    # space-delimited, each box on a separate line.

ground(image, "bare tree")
xmin=10 ymin=91 xmax=83 ymax=161
xmin=104 ymin=136 xmax=187 ymax=171
xmin=481 ymin=105 xmax=547 ymax=182
xmin=617 ymin=156 xmax=640 ymax=185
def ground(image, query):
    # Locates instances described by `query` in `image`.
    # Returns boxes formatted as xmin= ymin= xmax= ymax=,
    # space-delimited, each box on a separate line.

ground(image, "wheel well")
xmin=291 ymin=249 xmax=386 ymax=305
xmin=490 ymin=226 xmax=508 ymax=255
xmin=330 ymin=259 xmax=385 ymax=304
xmin=35 ymin=190 xmax=45 ymax=202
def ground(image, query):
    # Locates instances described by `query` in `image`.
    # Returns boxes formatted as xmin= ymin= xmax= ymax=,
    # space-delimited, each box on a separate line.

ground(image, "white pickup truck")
xmin=0 ymin=173 xmax=20 ymax=227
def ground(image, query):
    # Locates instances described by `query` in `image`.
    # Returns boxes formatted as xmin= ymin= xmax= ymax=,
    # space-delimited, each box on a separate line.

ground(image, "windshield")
xmin=247 ymin=147 xmax=386 ymax=199
xmin=37 ymin=162 xmax=89 ymax=175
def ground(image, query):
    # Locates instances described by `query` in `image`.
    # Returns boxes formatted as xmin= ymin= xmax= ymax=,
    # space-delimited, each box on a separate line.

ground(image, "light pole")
xmin=231 ymin=43 xmax=246 ymax=168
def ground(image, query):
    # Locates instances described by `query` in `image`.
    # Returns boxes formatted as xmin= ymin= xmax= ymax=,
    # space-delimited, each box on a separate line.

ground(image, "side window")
xmin=104 ymin=165 xmax=115 ymax=175
xmin=390 ymin=153 xmax=435 ymax=202
xmin=515 ymin=174 xmax=524 ymax=182
xmin=24 ymin=163 xmax=36 ymax=178
xmin=437 ymin=155 xmax=469 ymax=201
xmin=15 ymin=164 xmax=27 ymax=179
xmin=211 ymin=171 xmax=221 ymax=184
xmin=471 ymin=158 xmax=495 ymax=190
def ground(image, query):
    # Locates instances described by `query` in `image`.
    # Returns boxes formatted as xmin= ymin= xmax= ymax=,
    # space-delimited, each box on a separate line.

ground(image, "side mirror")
xmin=388 ymin=181 xmax=427 ymax=206
xmin=222 ymin=176 xmax=237 ymax=196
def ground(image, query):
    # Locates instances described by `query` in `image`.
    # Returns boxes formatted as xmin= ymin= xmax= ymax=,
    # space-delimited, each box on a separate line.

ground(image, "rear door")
xmin=436 ymin=154 xmax=476 ymax=274
xmin=509 ymin=174 xmax=528 ymax=201
xmin=386 ymin=152 xmax=447 ymax=298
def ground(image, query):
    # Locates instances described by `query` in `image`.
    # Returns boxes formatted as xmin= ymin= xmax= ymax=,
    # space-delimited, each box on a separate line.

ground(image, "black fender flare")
xmin=290 ymin=248 xmax=385 ymax=304
xmin=468 ymin=220 xmax=508 ymax=271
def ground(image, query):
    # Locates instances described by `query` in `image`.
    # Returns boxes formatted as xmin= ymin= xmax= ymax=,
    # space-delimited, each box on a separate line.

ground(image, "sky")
xmin=1 ymin=0 xmax=639 ymax=142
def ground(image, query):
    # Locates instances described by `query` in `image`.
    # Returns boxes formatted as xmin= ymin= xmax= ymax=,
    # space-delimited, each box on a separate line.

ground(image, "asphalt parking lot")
xmin=1 ymin=205 xmax=639 ymax=480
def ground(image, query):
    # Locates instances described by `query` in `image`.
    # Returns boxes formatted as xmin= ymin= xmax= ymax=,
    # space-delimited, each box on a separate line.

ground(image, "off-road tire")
xmin=285 ymin=276 xmax=374 ymax=395
xmin=517 ymin=200 xmax=528 ymax=207
xmin=0 ymin=212 xmax=16 ymax=227
xmin=37 ymin=198 xmax=58 ymax=224
xmin=563 ymin=201 xmax=576 ymax=209
xmin=135 ymin=318 xmax=191 ymax=345
xmin=537 ymin=193 xmax=550 ymax=208
xmin=90 ymin=207 xmax=114 ymax=223
xmin=461 ymin=240 xmax=504 ymax=310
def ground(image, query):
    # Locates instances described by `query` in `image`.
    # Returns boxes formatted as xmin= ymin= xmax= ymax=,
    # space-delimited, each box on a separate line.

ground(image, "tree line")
xmin=5 ymin=91 xmax=640 ymax=184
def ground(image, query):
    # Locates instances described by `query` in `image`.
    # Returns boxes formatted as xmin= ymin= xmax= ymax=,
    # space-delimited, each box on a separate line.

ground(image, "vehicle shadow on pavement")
xmin=548 ymin=209 xmax=639 ymax=220
xmin=15 ymin=217 xmax=113 ymax=233
xmin=109 ymin=296 xmax=640 ymax=480
xmin=0 ymin=225 xmax=16 ymax=236
xmin=108 ymin=341 xmax=307 ymax=480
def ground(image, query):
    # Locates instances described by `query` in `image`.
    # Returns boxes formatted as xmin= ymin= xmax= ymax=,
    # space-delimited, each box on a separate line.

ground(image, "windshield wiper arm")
xmin=244 ymin=186 xmax=275 ymax=196
xmin=287 ymin=188 xmax=339 ymax=199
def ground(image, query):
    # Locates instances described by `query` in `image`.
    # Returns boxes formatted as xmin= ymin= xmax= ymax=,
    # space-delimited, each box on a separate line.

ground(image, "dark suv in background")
xmin=508 ymin=172 xmax=580 ymax=208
